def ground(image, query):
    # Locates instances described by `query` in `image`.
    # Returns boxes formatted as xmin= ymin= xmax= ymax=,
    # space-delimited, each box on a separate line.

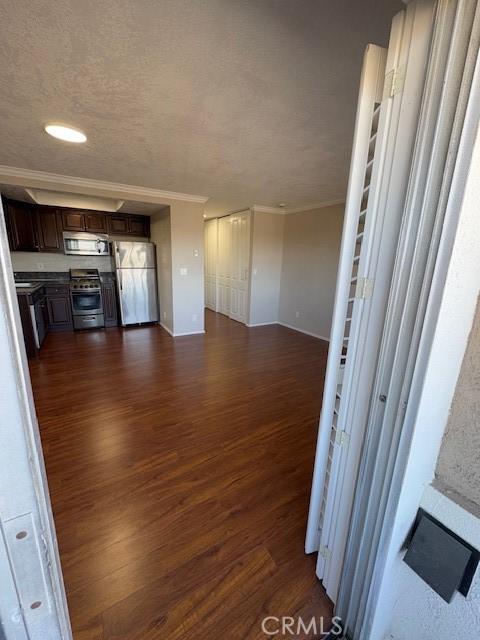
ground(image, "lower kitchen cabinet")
xmin=45 ymin=285 xmax=73 ymax=331
xmin=101 ymin=280 xmax=118 ymax=327
xmin=33 ymin=294 xmax=49 ymax=346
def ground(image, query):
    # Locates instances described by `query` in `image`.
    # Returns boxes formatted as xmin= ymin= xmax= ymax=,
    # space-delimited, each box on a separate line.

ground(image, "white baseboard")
xmin=246 ymin=321 xmax=278 ymax=327
xmin=160 ymin=322 xmax=205 ymax=337
xmin=173 ymin=330 xmax=206 ymax=337
xmin=160 ymin=322 xmax=174 ymax=336
xmin=277 ymin=321 xmax=329 ymax=342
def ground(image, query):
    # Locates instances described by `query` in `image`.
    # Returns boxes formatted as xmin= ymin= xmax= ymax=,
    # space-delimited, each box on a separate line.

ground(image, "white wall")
xmin=151 ymin=202 xmax=204 ymax=336
xmin=278 ymin=203 xmax=344 ymax=340
xmin=170 ymin=202 xmax=205 ymax=336
xmin=150 ymin=209 xmax=173 ymax=333
xmin=248 ymin=212 xmax=284 ymax=326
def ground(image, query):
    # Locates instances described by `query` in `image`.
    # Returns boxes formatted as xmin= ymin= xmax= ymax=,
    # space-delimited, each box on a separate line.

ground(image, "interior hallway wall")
xmin=278 ymin=203 xmax=344 ymax=340
xmin=151 ymin=202 xmax=204 ymax=336
xmin=150 ymin=209 xmax=173 ymax=334
xmin=170 ymin=201 xmax=205 ymax=336
xmin=248 ymin=212 xmax=285 ymax=325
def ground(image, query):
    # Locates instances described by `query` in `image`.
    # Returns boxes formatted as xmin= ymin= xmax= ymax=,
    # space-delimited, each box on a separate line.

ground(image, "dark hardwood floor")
xmin=29 ymin=310 xmax=332 ymax=639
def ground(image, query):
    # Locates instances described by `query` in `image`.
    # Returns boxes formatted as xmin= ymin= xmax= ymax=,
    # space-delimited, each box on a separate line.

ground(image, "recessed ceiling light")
xmin=277 ymin=203 xmax=286 ymax=208
xmin=44 ymin=124 xmax=87 ymax=143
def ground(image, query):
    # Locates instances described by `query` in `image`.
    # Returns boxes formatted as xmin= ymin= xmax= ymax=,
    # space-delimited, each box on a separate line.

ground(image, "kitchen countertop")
xmin=14 ymin=272 xmax=116 ymax=296
xmin=15 ymin=282 xmax=48 ymax=296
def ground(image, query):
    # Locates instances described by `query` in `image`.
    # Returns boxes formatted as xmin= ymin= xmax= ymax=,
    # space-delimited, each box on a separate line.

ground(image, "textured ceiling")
xmin=0 ymin=0 xmax=400 ymax=216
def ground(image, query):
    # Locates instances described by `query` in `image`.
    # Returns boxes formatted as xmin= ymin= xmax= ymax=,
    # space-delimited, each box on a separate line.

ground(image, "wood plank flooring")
xmin=29 ymin=310 xmax=332 ymax=639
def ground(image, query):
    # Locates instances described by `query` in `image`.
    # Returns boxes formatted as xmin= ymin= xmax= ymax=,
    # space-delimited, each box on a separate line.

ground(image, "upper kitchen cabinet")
xmin=4 ymin=198 xmax=151 ymax=251
xmin=4 ymin=199 xmax=39 ymax=251
xmin=128 ymin=215 xmax=149 ymax=237
xmin=36 ymin=208 xmax=63 ymax=252
xmin=62 ymin=209 xmax=108 ymax=233
xmin=85 ymin=212 xmax=108 ymax=233
xmin=107 ymin=214 xmax=129 ymax=235
xmin=61 ymin=210 xmax=87 ymax=231
xmin=108 ymin=213 xmax=150 ymax=237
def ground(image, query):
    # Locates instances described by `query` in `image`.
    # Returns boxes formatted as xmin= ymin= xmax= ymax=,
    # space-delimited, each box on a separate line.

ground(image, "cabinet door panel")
xmin=5 ymin=201 xmax=38 ymax=251
xmin=62 ymin=211 xmax=85 ymax=231
xmin=47 ymin=296 xmax=73 ymax=330
xmin=108 ymin=215 xmax=129 ymax=234
xmin=85 ymin=213 xmax=107 ymax=233
xmin=101 ymin=281 xmax=118 ymax=326
xmin=36 ymin=209 xmax=63 ymax=252
xmin=129 ymin=216 xmax=148 ymax=236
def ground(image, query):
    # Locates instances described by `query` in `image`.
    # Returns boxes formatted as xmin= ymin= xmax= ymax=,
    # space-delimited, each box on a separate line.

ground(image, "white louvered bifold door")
xmin=305 ymin=43 xmax=387 ymax=564
xmin=306 ymin=1 xmax=429 ymax=602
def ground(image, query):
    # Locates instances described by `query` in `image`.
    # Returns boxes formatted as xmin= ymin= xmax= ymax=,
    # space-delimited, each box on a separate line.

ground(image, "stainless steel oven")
xmin=70 ymin=269 xmax=105 ymax=329
xmin=63 ymin=231 xmax=110 ymax=256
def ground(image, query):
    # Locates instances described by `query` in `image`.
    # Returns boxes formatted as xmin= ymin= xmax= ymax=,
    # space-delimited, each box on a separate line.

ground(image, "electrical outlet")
xmin=192 ymin=314 xmax=197 ymax=322
xmin=253 ymin=268 xmax=258 ymax=275
xmin=163 ymin=311 xmax=166 ymax=319
xmin=295 ymin=311 xmax=300 ymax=318
xmin=193 ymin=249 xmax=199 ymax=257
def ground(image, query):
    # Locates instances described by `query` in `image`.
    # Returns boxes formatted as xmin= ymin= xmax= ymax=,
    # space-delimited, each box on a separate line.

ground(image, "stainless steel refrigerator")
xmin=113 ymin=241 xmax=159 ymax=325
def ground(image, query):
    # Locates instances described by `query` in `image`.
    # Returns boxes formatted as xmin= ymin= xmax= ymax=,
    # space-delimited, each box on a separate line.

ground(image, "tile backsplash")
xmin=10 ymin=251 xmax=114 ymax=273
xmin=9 ymin=235 xmax=148 ymax=273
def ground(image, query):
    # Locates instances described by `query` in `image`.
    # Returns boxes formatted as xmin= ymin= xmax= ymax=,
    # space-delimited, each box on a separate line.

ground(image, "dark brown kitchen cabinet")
xmin=36 ymin=208 xmax=63 ymax=252
xmin=85 ymin=212 xmax=107 ymax=233
xmin=34 ymin=294 xmax=49 ymax=346
xmin=101 ymin=280 xmax=118 ymax=327
xmin=107 ymin=213 xmax=150 ymax=237
xmin=4 ymin=198 xmax=151 ymax=252
xmin=128 ymin=215 xmax=149 ymax=237
xmin=45 ymin=285 xmax=73 ymax=331
xmin=107 ymin=215 xmax=129 ymax=234
xmin=61 ymin=210 xmax=85 ymax=231
xmin=4 ymin=199 xmax=39 ymax=251
xmin=61 ymin=209 xmax=108 ymax=233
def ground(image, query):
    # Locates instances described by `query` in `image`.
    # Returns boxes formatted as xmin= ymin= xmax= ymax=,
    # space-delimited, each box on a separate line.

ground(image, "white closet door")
xmin=217 ymin=216 xmax=231 ymax=316
xmin=229 ymin=210 xmax=251 ymax=324
xmin=204 ymin=219 xmax=218 ymax=311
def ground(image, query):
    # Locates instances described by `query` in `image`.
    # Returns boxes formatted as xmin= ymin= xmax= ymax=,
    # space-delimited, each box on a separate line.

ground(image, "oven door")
xmin=71 ymin=291 xmax=102 ymax=316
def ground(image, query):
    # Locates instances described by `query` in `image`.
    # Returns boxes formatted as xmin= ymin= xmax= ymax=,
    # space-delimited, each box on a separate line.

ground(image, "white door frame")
xmin=0 ymin=200 xmax=71 ymax=638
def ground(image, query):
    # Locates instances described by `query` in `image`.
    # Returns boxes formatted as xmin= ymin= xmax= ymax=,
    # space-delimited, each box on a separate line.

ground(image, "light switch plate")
xmin=180 ymin=268 xmax=188 ymax=276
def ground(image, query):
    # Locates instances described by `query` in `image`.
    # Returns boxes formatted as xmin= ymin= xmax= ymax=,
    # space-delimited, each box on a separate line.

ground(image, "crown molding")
xmin=285 ymin=198 xmax=345 ymax=214
xmin=252 ymin=204 xmax=287 ymax=215
xmin=251 ymin=199 xmax=345 ymax=215
xmin=0 ymin=165 xmax=209 ymax=205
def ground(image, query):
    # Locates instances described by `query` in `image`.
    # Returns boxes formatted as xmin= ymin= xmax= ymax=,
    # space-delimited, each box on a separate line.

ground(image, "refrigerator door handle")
xmin=118 ymin=269 xmax=123 ymax=291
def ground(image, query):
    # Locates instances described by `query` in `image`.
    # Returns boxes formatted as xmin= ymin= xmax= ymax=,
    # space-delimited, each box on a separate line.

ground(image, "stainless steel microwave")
xmin=63 ymin=232 xmax=110 ymax=256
